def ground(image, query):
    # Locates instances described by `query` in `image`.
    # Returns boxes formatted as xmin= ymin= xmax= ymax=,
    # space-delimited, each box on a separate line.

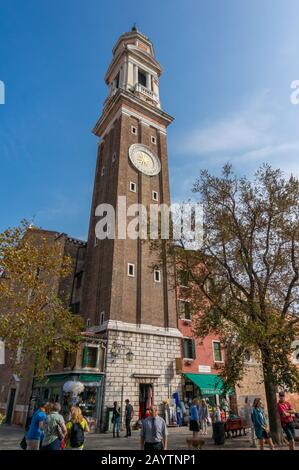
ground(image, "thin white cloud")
xmin=183 ymin=110 xmax=273 ymax=154
xmin=176 ymin=90 xmax=299 ymax=171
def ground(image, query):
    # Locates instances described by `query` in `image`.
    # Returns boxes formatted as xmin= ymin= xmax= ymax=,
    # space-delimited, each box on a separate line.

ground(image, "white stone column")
xmin=122 ymin=59 xmax=127 ymax=89
xmin=119 ymin=67 xmax=123 ymax=89
xmin=133 ymin=64 xmax=138 ymax=87
xmin=146 ymin=73 xmax=151 ymax=90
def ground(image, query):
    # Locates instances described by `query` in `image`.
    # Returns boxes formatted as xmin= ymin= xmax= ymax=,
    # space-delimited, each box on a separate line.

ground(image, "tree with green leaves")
xmin=0 ymin=221 xmax=83 ymax=380
xmin=159 ymin=164 xmax=299 ymax=444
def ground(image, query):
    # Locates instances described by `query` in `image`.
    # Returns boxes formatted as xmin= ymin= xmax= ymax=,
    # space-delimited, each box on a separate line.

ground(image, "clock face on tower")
xmin=128 ymin=143 xmax=161 ymax=176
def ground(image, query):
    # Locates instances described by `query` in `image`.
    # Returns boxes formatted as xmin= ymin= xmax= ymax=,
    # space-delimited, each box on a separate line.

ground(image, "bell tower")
xmin=82 ymin=27 xmax=182 ymax=424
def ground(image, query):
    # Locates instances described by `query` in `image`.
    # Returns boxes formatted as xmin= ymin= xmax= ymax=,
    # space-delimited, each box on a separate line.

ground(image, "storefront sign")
xmin=198 ymin=365 xmax=211 ymax=373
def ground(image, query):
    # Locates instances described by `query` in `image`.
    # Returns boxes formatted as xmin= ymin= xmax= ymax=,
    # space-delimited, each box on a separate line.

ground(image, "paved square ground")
xmin=0 ymin=424 xmax=293 ymax=451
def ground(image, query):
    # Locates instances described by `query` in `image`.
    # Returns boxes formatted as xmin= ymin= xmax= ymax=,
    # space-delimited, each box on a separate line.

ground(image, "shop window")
xmin=82 ymin=346 xmax=98 ymax=368
xmin=182 ymin=338 xmax=196 ymax=359
xmin=178 ymin=300 xmax=193 ymax=320
xmin=213 ymin=341 xmax=223 ymax=362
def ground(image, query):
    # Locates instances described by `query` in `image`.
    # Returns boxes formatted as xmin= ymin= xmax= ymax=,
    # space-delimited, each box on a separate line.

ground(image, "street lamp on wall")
xmin=109 ymin=342 xmax=134 ymax=429
xmin=126 ymin=349 xmax=134 ymax=362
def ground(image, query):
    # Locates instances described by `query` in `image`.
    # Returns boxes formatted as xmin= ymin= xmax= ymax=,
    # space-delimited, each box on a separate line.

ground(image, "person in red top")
xmin=277 ymin=391 xmax=296 ymax=450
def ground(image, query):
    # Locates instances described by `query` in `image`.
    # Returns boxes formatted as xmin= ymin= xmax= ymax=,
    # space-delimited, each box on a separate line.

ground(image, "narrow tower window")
xmin=152 ymin=190 xmax=158 ymax=201
xmin=130 ymin=181 xmax=137 ymax=192
xmin=128 ymin=263 xmax=135 ymax=277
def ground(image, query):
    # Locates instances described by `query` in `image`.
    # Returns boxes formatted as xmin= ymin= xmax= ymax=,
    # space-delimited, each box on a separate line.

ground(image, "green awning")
xmin=34 ymin=373 xmax=103 ymax=385
xmin=184 ymin=373 xmax=227 ymax=395
xmin=79 ymin=374 xmax=103 ymax=383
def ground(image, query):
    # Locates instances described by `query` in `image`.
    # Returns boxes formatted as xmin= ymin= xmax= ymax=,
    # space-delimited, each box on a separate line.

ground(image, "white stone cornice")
xmin=94 ymin=104 xmax=168 ymax=139
xmin=90 ymin=320 xmax=183 ymax=338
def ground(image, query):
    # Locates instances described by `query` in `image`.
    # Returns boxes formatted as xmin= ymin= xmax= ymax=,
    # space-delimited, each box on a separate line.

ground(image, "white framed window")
xmin=86 ymin=318 xmax=91 ymax=328
xmin=178 ymin=300 xmax=193 ymax=320
xmin=131 ymin=126 xmax=137 ymax=135
xmin=182 ymin=338 xmax=196 ymax=360
xmin=112 ymin=152 xmax=116 ymax=162
xmin=152 ymin=190 xmax=158 ymax=201
xmin=154 ymin=270 xmax=161 ymax=282
xmin=128 ymin=263 xmax=135 ymax=277
xmin=100 ymin=311 xmax=105 ymax=325
xmin=212 ymin=341 xmax=223 ymax=362
xmin=101 ymin=166 xmax=105 ymax=176
xmin=151 ymin=136 xmax=157 ymax=144
xmin=130 ymin=181 xmax=137 ymax=192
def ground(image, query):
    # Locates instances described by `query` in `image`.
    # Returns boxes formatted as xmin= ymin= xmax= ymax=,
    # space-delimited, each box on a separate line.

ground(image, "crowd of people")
xmin=25 ymin=402 xmax=89 ymax=450
xmin=22 ymin=391 xmax=297 ymax=451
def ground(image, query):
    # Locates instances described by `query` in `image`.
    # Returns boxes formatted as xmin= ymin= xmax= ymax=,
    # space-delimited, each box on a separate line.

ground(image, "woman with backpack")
xmin=66 ymin=406 xmax=90 ymax=450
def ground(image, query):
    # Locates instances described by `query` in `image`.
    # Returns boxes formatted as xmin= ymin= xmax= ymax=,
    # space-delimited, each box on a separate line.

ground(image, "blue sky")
xmin=1 ymin=0 xmax=299 ymax=239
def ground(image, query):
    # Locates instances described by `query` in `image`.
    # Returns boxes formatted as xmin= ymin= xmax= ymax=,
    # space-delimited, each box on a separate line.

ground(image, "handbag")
xmin=20 ymin=436 xmax=27 ymax=450
xmin=56 ymin=422 xmax=64 ymax=441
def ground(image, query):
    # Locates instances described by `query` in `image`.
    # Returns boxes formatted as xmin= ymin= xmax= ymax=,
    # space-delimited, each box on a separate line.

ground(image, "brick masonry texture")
xmin=103 ymin=329 xmax=182 ymax=419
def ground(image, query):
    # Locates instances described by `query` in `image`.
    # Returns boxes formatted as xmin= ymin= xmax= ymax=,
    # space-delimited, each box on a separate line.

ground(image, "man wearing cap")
xmin=140 ymin=405 xmax=168 ymax=451
xmin=277 ymin=391 xmax=296 ymax=450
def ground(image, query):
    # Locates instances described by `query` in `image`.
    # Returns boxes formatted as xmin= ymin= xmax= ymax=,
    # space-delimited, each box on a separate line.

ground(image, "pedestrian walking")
xmin=198 ymin=399 xmax=209 ymax=435
xmin=65 ymin=406 xmax=89 ymax=450
xmin=112 ymin=401 xmax=121 ymax=438
xmin=189 ymin=398 xmax=200 ymax=439
xmin=124 ymin=399 xmax=134 ymax=437
xmin=277 ymin=391 xmax=296 ymax=450
xmin=251 ymin=398 xmax=275 ymax=450
xmin=140 ymin=405 xmax=168 ymax=450
xmin=41 ymin=402 xmax=67 ymax=450
xmin=25 ymin=402 xmax=49 ymax=450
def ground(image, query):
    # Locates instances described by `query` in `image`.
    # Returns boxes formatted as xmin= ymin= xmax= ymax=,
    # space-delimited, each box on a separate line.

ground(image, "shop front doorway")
xmin=139 ymin=383 xmax=153 ymax=419
xmin=6 ymin=388 xmax=16 ymax=425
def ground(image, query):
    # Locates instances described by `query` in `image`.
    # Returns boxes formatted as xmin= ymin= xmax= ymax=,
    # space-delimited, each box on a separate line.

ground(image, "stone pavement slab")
xmin=0 ymin=424 xmax=295 ymax=451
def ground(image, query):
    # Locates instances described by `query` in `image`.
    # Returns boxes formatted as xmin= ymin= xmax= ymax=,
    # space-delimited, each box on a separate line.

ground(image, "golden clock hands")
xmin=137 ymin=152 xmax=151 ymax=166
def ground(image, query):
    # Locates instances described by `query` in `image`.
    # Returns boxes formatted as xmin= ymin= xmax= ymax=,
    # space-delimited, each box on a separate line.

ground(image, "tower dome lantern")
xmin=104 ymin=28 xmax=163 ymax=109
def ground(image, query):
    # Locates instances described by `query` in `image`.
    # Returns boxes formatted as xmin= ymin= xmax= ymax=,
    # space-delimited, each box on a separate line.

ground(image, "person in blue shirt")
xmin=189 ymin=398 xmax=199 ymax=438
xmin=251 ymin=398 xmax=275 ymax=450
xmin=26 ymin=403 xmax=47 ymax=450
